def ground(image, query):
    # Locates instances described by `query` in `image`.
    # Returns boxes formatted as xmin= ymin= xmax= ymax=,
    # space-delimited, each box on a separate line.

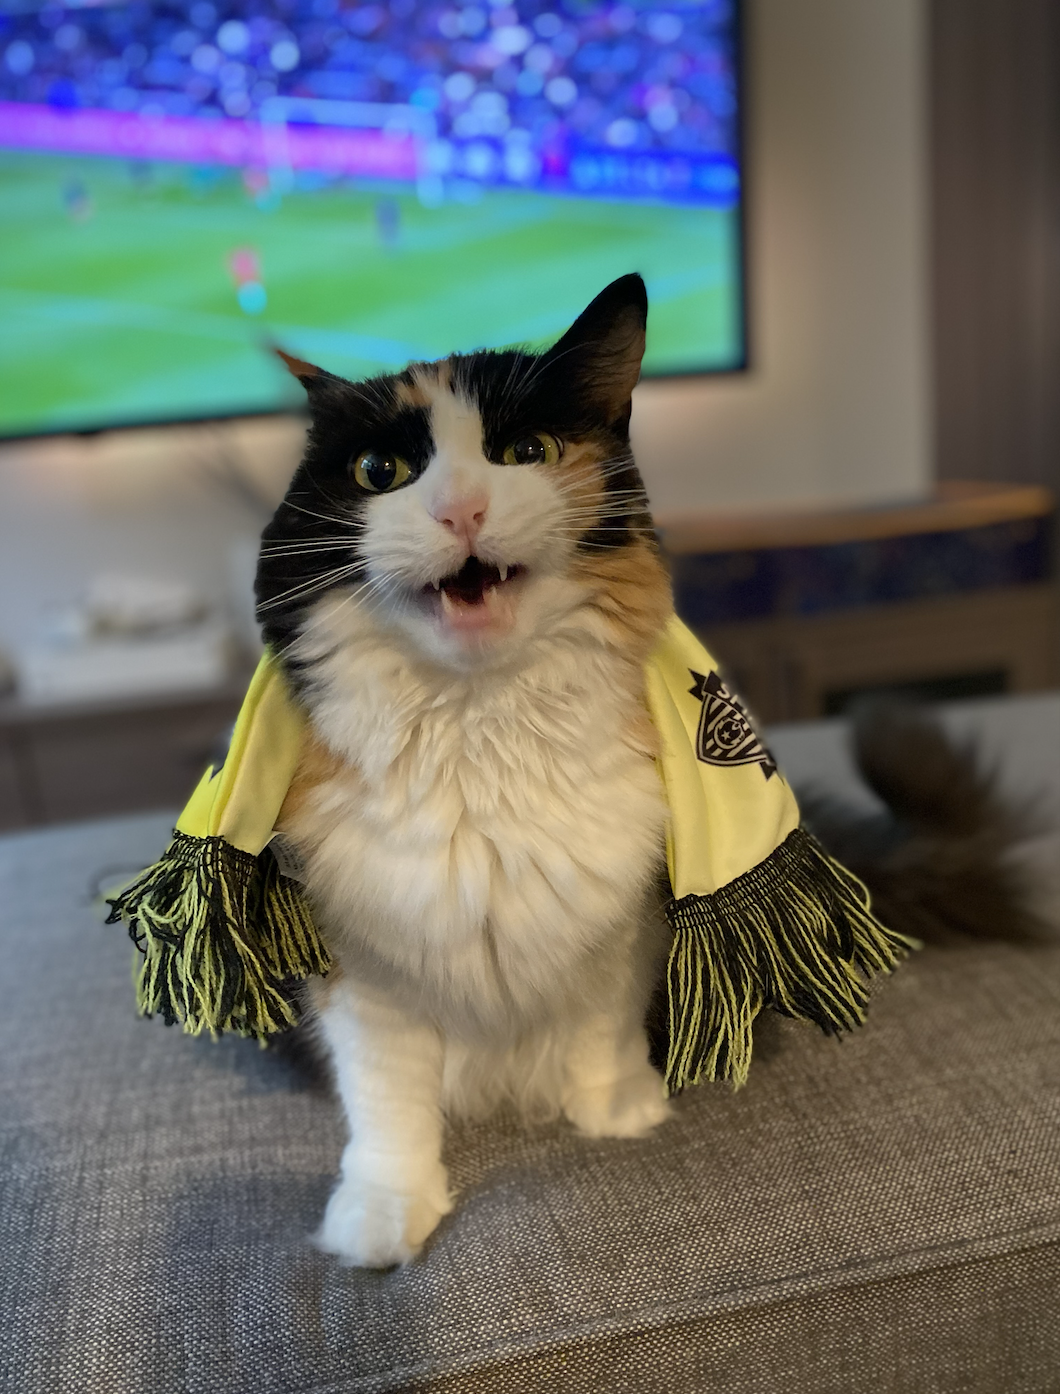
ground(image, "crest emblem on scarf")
xmin=688 ymin=670 xmax=777 ymax=779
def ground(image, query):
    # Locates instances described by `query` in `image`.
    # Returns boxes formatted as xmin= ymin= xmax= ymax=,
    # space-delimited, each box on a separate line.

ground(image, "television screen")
xmin=0 ymin=1 xmax=744 ymax=437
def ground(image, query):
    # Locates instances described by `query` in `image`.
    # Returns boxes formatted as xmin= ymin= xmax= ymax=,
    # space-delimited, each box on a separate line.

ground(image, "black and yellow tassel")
xmin=663 ymin=825 xmax=917 ymax=1093
xmin=105 ymin=831 xmax=330 ymax=1041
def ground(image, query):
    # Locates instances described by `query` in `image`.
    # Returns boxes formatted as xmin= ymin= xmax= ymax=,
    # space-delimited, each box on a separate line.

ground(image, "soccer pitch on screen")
xmin=0 ymin=151 xmax=744 ymax=437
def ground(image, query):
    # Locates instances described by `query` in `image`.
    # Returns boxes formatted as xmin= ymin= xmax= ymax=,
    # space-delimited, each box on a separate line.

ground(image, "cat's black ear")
xmin=275 ymin=347 xmax=319 ymax=382
xmin=274 ymin=347 xmax=340 ymax=397
xmin=541 ymin=274 xmax=648 ymax=423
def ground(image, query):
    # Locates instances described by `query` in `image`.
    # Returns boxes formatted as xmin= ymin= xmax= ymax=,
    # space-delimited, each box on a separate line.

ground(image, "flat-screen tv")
xmin=0 ymin=1 xmax=744 ymax=438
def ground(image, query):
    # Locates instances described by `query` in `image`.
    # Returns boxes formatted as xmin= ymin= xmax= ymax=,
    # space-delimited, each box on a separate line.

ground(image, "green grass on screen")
xmin=0 ymin=150 xmax=743 ymax=436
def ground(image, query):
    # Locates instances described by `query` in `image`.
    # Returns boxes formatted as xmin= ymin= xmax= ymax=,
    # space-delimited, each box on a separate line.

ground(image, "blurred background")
xmin=0 ymin=0 xmax=1057 ymax=829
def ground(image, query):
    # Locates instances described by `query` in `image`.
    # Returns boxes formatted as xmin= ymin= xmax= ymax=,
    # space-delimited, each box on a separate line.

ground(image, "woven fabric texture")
xmin=2 ymin=807 xmax=1059 ymax=1394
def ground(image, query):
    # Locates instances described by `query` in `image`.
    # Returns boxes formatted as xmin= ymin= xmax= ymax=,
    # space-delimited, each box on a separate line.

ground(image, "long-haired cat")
xmin=257 ymin=275 xmax=675 ymax=1267
xmin=255 ymin=274 xmax=1046 ymax=1269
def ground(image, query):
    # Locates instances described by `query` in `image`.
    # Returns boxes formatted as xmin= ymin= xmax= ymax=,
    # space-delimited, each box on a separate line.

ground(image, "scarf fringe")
xmin=664 ymin=825 xmax=917 ymax=1094
xmin=109 ymin=825 xmax=911 ymax=1076
xmin=105 ymin=831 xmax=330 ymax=1041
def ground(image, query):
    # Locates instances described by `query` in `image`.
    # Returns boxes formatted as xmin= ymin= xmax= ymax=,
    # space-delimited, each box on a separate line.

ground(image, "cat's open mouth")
xmin=423 ymin=556 xmax=525 ymax=610
xmin=418 ymin=556 xmax=526 ymax=639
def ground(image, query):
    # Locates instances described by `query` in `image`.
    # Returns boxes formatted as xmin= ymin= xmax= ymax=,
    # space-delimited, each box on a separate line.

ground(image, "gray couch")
xmin=2 ymin=697 xmax=1059 ymax=1393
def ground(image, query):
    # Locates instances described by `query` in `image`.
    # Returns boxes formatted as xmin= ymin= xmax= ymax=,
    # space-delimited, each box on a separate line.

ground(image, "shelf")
xmin=656 ymin=481 xmax=1055 ymax=555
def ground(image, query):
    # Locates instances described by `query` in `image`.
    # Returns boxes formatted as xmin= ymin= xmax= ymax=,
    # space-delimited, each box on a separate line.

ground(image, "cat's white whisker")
xmin=557 ymin=504 xmax=649 ymax=521
xmin=505 ymin=339 xmax=585 ymax=405
xmin=258 ymin=542 xmax=358 ymax=559
xmin=259 ymin=535 xmax=359 ymax=547
xmin=276 ymin=576 xmax=380 ymax=653
xmin=257 ymin=562 xmax=364 ymax=612
xmin=282 ymin=497 xmax=364 ymax=528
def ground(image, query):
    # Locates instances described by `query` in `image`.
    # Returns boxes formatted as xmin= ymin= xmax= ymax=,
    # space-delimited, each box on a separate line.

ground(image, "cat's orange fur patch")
xmin=549 ymin=437 xmax=670 ymax=662
xmin=542 ymin=439 xmax=608 ymax=520
xmin=394 ymin=374 xmax=432 ymax=409
xmin=278 ymin=731 xmax=348 ymax=831
xmin=396 ymin=361 xmax=451 ymax=408
xmin=572 ymin=534 xmax=672 ymax=662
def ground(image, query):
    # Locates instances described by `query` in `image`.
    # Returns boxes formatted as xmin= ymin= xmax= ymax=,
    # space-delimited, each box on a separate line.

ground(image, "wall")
xmin=0 ymin=417 xmax=302 ymax=656
xmin=633 ymin=0 xmax=931 ymax=515
xmin=931 ymin=0 xmax=1060 ymax=494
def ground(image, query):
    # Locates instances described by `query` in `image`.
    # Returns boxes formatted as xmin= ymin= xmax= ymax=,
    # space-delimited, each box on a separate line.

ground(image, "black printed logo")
xmin=688 ymin=670 xmax=777 ymax=779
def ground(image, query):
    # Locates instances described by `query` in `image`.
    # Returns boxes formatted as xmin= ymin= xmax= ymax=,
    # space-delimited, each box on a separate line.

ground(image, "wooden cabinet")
xmin=659 ymin=483 xmax=1060 ymax=723
xmin=0 ymin=685 xmax=246 ymax=831
xmin=698 ymin=584 xmax=1059 ymax=723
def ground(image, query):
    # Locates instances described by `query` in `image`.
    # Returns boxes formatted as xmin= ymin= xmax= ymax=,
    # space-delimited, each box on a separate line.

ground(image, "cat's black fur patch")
xmin=446 ymin=347 xmax=652 ymax=552
xmin=451 ymin=274 xmax=655 ymax=551
xmin=255 ymin=370 xmax=434 ymax=661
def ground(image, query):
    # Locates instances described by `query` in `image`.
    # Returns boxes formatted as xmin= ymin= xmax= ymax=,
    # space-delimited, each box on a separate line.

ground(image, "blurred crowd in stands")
xmin=0 ymin=1 xmax=738 ymax=162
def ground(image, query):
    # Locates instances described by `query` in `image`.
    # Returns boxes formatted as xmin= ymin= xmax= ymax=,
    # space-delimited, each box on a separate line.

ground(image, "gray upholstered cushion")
xmin=2 ymin=698 xmax=1059 ymax=1393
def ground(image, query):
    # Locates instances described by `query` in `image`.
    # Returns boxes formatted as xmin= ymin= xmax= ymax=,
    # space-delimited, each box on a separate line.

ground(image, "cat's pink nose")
xmin=431 ymin=492 xmax=488 ymax=550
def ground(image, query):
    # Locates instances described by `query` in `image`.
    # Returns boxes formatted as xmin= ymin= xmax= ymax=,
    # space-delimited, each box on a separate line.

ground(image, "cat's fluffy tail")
xmin=801 ymin=703 xmax=1053 ymax=945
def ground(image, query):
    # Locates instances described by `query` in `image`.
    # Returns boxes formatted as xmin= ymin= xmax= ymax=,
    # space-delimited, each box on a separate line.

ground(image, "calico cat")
xmin=257 ymin=275 xmax=675 ymax=1267
xmin=253 ymin=273 xmax=1046 ymax=1270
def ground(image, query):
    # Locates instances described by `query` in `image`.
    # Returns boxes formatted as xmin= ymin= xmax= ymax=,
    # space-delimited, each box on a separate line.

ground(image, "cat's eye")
xmin=351 ymin=450 xmax=411 ymax=493
xmin=502 ymin=432 xmax=561 ymax=467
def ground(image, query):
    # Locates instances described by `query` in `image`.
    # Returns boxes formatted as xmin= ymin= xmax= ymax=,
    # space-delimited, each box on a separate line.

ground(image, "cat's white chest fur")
xmin=288 ymin=608 xmax=668 ymax=1037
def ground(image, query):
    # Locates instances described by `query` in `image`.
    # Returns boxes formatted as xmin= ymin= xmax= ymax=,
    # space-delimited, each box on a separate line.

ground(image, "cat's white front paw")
xmin=564 ymin=1066 xmax=672 ymax=1139
xmin=315 ymin=1171 xmax=453 ymax=1268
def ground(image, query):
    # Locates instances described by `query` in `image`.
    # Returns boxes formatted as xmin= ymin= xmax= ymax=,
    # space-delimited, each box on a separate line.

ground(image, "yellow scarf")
xmin=108 ymin=616 xmax=913 ymax=1091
